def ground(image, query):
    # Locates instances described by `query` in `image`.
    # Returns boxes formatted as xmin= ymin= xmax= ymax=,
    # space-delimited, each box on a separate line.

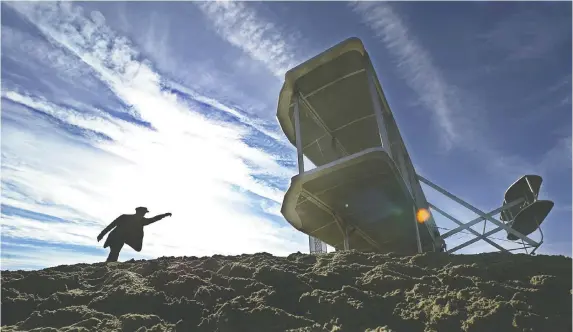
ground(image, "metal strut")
xmin=418 ymin=175 xmax=542 ymax=254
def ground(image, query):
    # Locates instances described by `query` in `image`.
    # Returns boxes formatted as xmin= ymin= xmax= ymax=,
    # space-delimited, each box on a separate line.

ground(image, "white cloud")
xmin=108 ymin=2 xmax=275 ymax=117
xmin=2 ymin=215 xmax=97 ymax=248
xmin=1 ymin=1 xmax=308 ymax=269
xmin=164 ymin=80 xmax=289 ymax=145
xmin=196 ymin=1 xmax=300 ymax=78
xmin=1 ymin=25 xmax=100 ymax=93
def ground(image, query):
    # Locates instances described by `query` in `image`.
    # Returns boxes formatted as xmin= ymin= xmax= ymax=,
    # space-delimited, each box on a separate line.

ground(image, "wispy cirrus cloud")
xmin=1 ymin=1 xmax=307 ymax=270
xmin=196 ymin=1 xmax=301 ymax=78
xmin=350 ymin=2 xmax=571 ymax=177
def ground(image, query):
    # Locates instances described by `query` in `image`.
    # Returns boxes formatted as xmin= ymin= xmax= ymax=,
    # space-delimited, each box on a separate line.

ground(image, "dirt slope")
xmin=2 ymin=251 xmax=571 ymax=332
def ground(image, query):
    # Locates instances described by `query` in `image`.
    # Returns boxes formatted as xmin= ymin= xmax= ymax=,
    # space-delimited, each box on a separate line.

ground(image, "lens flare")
xmin=416 ymin=208 xmax=430 ymax=223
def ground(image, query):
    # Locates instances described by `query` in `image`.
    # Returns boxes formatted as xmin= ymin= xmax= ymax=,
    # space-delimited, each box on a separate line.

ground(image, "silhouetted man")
xmin=97 ymin=207 xmax=172 ymax=262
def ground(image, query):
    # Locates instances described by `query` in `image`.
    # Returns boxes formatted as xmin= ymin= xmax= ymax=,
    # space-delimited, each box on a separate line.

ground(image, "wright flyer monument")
xmin=276 ymin=37 xmax=553 ymax=256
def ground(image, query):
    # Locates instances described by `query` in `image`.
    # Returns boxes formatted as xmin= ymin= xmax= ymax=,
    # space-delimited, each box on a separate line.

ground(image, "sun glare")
xmin=416 ymin=208 xmax=430 ymax=223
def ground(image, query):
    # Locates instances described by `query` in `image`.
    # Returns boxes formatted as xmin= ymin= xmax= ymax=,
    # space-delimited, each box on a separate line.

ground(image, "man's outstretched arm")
xmin=142 ymin=213 xmax=172 ymax=226
xmin=97 ymin=216 xmax=121 ymax=242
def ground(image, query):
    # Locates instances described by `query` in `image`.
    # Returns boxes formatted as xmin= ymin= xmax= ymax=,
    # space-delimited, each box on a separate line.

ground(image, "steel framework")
xmin=418 ymin=175 xmax=547 ymax=255
xmin=277 ymin=37 xmax=552 ymax=256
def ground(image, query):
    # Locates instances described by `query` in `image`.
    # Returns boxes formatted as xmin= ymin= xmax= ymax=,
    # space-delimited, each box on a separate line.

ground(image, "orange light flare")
xmin=416 ymin=208 xmax=431 ymax=223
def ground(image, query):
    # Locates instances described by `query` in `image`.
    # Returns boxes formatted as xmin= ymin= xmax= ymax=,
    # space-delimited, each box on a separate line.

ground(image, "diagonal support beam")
xmin=297 ymin=93 xmax=349 ymax=156
xmin=429 ymin=203 xmax=509 ymax=253
xmin=418 ymin=175 xmax=539 ymax=247
xmin=439 ymin=199 xmax=524 ymax=239
xmin=447 ymin=225 xmax=508 ymax=253
xmin=449 ymin=221 xmax=541 ymax=254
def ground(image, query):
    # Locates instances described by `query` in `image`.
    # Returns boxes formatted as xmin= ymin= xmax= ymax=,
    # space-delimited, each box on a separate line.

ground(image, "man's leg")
xmin=132 ymin=241 xmax=142 ymax=252
xmin=106 ymin=242 xmax=124 ymax=262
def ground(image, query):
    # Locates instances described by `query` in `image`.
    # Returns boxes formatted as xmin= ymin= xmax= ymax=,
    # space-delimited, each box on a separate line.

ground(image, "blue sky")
xmin=1 ymin=1 xmax=571 ymax=270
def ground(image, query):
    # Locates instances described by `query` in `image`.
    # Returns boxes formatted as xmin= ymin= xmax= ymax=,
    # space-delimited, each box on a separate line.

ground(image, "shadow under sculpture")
xmin=97 ymin=207 xmax=172 ymax=262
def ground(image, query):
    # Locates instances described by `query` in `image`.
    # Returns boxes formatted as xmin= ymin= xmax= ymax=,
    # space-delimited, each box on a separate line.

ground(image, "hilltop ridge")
xmin=2 ymin=251 xmax=571 ymax=331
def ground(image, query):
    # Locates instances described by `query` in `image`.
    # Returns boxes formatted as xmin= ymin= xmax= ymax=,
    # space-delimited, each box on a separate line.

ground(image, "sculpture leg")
xmin=106 ymin=242 xmax=124 ymax=262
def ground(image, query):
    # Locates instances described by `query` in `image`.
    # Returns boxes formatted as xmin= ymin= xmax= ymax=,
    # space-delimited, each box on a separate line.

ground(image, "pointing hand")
xmin=97 ymin=233 xmax=103 ymax=242
xmin=166 ymin=213 xmax=172 ymax=217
